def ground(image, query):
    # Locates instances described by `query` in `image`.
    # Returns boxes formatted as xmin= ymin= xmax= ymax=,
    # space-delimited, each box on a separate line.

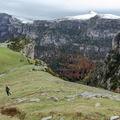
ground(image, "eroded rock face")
xmin=20 ymin=42 xmax=35 ymax=59
xmin=112 ymin=32 xmax=120 ymax=53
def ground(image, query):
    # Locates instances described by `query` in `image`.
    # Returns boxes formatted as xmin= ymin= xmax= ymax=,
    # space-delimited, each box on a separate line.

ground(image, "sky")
xmin=0 ymin=0 xmax=120 ymax=20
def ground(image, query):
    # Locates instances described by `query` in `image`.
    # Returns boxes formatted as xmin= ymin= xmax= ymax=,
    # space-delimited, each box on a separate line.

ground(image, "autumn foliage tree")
xmin=50 ymin=54 xmax=96 ymax=82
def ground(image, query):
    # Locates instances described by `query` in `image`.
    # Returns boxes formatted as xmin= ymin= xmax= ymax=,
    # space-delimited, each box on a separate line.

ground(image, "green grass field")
xmin=0 ymin=46 xmax=120 ymax=120
xmin=0 ymin=47 xmax=29 ymax=74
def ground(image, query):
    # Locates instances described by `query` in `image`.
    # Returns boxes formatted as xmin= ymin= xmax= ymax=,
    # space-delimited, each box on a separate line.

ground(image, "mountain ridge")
xmin=9 ymin=11 xmax=120 ymax=22
xmin=64 ymin=11 xmax=120 ymax=20
xmin=0 ymin=13 xmax=118 ymax=57
xmin=1 ymin=11 xmax=120 ymax=23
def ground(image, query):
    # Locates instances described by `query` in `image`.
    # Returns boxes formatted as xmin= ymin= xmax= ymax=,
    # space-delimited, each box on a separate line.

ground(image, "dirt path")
xmin=0 ymin=92 xmax=41 ymax=105
xmin=0 ymin=91 xmax=55 ymax=105
xmin=0 ymin=65 xmax=47 ymax=77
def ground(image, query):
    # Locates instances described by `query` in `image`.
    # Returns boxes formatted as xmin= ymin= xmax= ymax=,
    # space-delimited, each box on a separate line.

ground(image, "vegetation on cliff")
xmin=104 ymin=50 xmax=120 ymax=92
xmin=7 ymin=37 xmax=35 ymax=52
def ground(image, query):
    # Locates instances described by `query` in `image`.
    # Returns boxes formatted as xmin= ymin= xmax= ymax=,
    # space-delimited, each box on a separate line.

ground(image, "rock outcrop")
xmin=103 ymin=32 xmax=120 ymax=92
xmin=112 ymin=32 xmax=120 ymax=53
xmin=20 ymin=42 xmax=35 ymax=59
xmin=7 ymin=37 xmax=35 ymax=59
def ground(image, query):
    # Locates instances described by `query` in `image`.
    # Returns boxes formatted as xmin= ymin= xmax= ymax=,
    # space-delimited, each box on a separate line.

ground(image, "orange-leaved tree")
xmin=58 ymin=54 xmax=95 ymax=82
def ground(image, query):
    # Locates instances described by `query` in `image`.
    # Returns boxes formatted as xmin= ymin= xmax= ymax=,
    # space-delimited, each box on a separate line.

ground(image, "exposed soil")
xmin=1 ymin=107 xmax=20 ymax=117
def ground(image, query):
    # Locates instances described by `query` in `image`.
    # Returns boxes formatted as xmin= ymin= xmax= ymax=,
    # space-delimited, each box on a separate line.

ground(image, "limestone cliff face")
xmin=1 ymin=13 xmax=120 ymax=60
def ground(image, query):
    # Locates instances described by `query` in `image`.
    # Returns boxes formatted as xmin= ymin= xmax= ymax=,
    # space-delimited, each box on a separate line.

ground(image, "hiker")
xmin=6 ymin=85 xmax=11 ymax=96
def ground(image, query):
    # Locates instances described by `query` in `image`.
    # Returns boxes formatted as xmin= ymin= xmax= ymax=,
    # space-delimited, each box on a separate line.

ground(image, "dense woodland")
xmin=49 ymin=53 xmax=96 ymax=82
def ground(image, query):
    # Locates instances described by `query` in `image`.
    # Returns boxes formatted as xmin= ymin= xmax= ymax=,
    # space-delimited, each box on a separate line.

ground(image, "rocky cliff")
xmin=112 ymin=32 xmax=120 ymax=53
xmin=7 ymin=37 xmax=35 ymax=59
xmin=1 ymin=12 xmax=120 ymax=61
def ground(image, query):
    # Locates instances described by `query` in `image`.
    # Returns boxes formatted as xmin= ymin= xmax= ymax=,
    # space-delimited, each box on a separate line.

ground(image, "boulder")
xmin=18 ymin=99 xmax=28 ymax=103
xmin=63 ymin=95 xmax=76 ymax=100
xmin=95 ymin=103 xmax=100 ymax=107
xmin=110 ymin=116 xmax=119 ymax=120
xmin=80 ymin=92 xmax=95 ymax=97
xmin=28 ymin=98 xmax=40 ymax=102
xmin=48 ymin=97 xmax=58 ymax=102
xmin=41 ymin=116 xmax=52 ymax=120
xmin=60 ymin=118 xmax=64 ymax=120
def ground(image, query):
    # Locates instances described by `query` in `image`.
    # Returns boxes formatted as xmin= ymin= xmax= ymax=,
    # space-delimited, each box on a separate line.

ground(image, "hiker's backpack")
xmin=6 ymin=86 xmax=10 ymax=90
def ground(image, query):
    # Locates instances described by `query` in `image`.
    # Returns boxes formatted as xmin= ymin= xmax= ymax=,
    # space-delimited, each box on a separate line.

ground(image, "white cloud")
xmin=22 ymin=0 xmax=120 ymax=10
xmin=0 ymin=0 xmax=120 ymax=20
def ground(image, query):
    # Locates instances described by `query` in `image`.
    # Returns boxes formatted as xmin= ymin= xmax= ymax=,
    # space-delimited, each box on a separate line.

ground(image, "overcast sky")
xmin=0 ymin=0 xmax=120 ymax=20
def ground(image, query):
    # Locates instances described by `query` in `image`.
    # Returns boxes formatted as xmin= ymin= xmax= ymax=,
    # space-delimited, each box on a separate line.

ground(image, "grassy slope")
xmin=0 ymin=47 xmax=120 ymax=120
xmin=0 ymin=47 xmax=29 ymax=74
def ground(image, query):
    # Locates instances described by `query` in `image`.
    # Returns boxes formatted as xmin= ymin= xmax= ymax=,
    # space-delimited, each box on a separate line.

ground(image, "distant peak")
xmin=89 ymin=11 xmax=97 ymax=14
xmin=64 ymin=11 xmax=97 ymax=20
xmin=12 ymin=15 xmax=33 ymax=24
